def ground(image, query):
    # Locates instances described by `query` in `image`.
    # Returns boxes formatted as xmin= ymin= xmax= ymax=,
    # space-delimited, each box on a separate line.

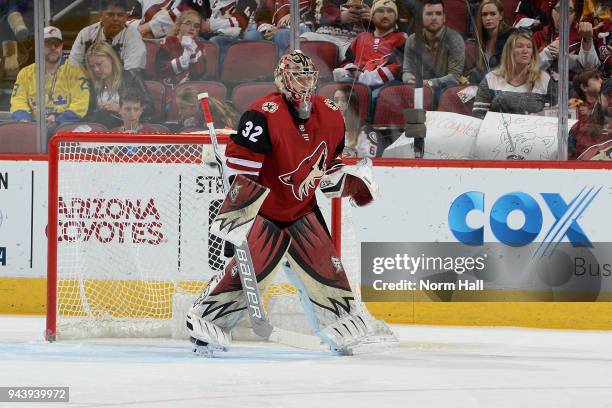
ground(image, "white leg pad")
xmin=186 ymin=310 xmax=232 ymax=349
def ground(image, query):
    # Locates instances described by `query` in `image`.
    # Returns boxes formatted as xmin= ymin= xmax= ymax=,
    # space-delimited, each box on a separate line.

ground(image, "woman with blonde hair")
xmin=85 ymin=41 xmax=154 ymax=128
xmin=472 ymin=30 xmax=557 ymax=119
xmin=468 ymin=0 xmax=515 ymax=84
xmin=156 ymin=9 xmax=207 ymax=85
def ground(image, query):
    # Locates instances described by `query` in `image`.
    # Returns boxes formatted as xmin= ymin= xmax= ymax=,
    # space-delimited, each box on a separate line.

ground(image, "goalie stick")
xmin=197 ymin=92 xmax=323 ymax=351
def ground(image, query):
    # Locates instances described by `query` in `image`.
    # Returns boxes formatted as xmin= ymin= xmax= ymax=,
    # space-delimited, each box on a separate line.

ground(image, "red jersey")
xmin=156 ymin=36 xmax=207 ymax=85
xmin=225 ymin=93 xmax=345 ymax=223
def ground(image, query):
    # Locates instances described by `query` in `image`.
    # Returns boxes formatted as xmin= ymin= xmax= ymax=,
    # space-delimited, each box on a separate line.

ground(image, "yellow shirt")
xmin=10 ymin=59 xmax=90 ymax=123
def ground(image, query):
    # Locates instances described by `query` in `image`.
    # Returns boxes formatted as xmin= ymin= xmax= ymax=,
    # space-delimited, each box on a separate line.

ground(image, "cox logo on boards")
xmin=448 ymin=188 xmax=600 ymax=247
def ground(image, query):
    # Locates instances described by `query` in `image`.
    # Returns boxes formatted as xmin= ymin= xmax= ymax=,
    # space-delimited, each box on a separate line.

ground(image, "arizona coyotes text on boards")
xmin=57 ymin=197 xmax=164 ymax=244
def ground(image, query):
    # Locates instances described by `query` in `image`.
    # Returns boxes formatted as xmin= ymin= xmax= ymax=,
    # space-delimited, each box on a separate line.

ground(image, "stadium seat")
xmin=444 ymin=0 xmax=468 ymax=36
xmin=287 ymin=41 xmax=339 ymax=80
xmin=144 ymin=123 xmax=170 ymax=133
xmin=221 ymin=41 xmax=278 ymax=82
xmin=0 ymin=122 xmax=38 ymax=152
xmin=231 ymin=82 xmax=277 ymax=113
xmin=144 ymin=80 xmax=166 ymax=122
xmin=372 ymin=84 xmax=433 ymax=128
xmin=166 ymin=81 xmax=227 ymax=121
xmin=502 ymin=0 xmax=520 ymax=25
xmin=53 ymin=123 xmax=109 ymax=134
xmin=201 ymin=41 xmax=220 ymax=80
xmin=144 ymin=39 xmax=160 ymax=80
xmin=438 ymin=85 xmax=476 ymax=116
xmin=318 ymin=82 xmax=371 ymax=121
xmin=464 ymin=40 xmax=476 ymax=74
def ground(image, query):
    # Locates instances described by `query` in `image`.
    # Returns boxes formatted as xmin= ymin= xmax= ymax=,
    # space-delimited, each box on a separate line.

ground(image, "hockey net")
xmin=46 ymin=132 xmax=394 ymax=344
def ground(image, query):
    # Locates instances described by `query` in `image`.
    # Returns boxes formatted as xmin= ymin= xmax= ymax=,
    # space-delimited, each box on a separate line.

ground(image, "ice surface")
xmin=1 ymin=316 xmax=612 ymax=408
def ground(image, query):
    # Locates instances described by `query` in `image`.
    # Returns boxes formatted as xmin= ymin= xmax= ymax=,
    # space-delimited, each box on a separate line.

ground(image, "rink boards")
xmin=3 ymin=155 xmax=612 ymax=329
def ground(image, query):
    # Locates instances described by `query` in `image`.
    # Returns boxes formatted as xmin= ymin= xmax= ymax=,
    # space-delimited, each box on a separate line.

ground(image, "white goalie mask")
xmin=274 ymin=50 xmax=319 ymax=119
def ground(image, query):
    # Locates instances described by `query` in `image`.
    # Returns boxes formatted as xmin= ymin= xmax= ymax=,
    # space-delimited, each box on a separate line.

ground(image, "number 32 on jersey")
xmin=241 ymin=121 xmax=262 ymax=142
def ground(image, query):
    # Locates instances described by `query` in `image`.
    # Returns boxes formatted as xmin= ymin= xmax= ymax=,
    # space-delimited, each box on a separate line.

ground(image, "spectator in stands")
xmin=533 ymin=0 xmax=600 ymax=78
xmin=513 ymin=0 xmax=548 ymax=30
xmin=10 ymin=27 xmax=90 ymax=128
xmin=402 ymin=0 xmax=465 ymax=103
xmin=569 ymin=77 xmax=612 ymax=159
xmin=175 ymin=86 xmax=204 ymax=130
xmin=85 ymin=42 xmax=153 ymax=129
xmin=207 ymin=96 xmax=240 ymax=128
xmin=69 ymin=0 xmax=146 ymax=73
xmin=335 ymin=0 xmax=406 ymax=92
xmin=570 ymin=69 xmax=603 ymax=122
xmin=174 ymin=87 xmax=239 ymax=131
xmin=137 ymin=0 xmax=210 ymax=39
xmin=333 ymin=85 xmax=379 ymax=157
xmin=0 ymin=0 xmax=30 ymax=78
xmin=580 ymin=0 xmax=611 ymax=28
xmin=472 ymin=30 xmax=557 ymax=119
xmin=298 ymin=0 xmax=372 ymax=59
xmin=469 ymin=0 xmax=516 ymax=84
xmin=156 ymin=9 xmax=207 ymax=85
xmin=110 ymin=88 xmax=160 ymax=133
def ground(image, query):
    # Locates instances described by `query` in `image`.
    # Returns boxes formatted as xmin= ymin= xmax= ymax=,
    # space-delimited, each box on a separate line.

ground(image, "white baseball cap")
xmin=44 ymin=26 xmax=63 ymax=41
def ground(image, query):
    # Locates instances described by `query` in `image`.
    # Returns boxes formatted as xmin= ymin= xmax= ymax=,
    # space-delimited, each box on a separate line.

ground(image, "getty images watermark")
xmin=360 ymin=243 xmax=612 ymax=302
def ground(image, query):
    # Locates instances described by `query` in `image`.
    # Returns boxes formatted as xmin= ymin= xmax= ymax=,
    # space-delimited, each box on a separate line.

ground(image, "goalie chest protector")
xmin=225 ymin=92 xmax=345 ymax=223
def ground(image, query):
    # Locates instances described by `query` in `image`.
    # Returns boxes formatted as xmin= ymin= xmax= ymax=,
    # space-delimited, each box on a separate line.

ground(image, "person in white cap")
xmin=10 ymin=26 xmax=90 ymax=128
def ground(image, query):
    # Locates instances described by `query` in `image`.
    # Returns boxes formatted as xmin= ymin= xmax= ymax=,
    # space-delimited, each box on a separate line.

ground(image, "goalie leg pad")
xmin=284 ymin=212 xmax=369 ymax=350
xmin=210 ymin=175 xmax=270 ymax=246
xmin=187 ymin=216 xmax=291 ymax=347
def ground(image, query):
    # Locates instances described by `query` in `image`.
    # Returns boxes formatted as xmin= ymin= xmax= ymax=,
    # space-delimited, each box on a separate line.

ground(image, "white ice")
xmin=1 ymin=316 xmax=612 ymax=408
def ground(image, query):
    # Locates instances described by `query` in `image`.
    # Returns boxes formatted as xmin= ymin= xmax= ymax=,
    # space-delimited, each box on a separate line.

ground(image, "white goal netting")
xmin=48 ymin=135 xmax=391 ymax=343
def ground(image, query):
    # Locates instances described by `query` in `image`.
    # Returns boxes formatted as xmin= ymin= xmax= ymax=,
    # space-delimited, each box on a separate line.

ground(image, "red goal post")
xmin=45 ymin=132 xmax=344 ymax=341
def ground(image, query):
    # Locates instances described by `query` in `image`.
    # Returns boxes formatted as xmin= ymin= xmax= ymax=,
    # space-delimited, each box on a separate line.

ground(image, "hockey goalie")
xmin=186 ymin=50 xmax=389 ymax=355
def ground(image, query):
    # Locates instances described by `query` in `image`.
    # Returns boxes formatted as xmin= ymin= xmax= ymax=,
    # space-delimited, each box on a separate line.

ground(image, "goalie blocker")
xmin=187 ymin=175 xmax=374 ymax=353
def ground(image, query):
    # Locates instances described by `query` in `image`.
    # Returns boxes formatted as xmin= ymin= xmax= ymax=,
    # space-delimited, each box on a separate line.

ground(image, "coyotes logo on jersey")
xmin=279 ymin=141 xmax=328 ymax=201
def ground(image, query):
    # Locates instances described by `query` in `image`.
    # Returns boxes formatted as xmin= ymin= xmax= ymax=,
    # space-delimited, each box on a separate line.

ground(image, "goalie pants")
xmin=191 ymin=211 xmax=357 ymax=333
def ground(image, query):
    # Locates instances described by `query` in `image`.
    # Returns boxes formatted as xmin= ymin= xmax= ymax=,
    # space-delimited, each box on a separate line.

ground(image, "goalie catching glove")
xmin=210 ymin=175 xmax=270 ymax=246
xmin=319 ymin=158 xmax=378 ymax=206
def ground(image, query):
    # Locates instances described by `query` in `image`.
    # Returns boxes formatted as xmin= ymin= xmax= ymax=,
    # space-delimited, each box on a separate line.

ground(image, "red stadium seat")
xmin=144 ymin=80 xmax=166 ymax=122
xmin=318 ymin=82 xmax=371 ymax=121
xmin=438 ymin=85 xmax=476 ymax=116
xmin=502 ymin=0 xmax=520 ymax=25
xmin=221 ymin=41 xmax=278 ymax=82
xmin=231 ymin=82 xmax=278 ymax=113
xmin=444 ymin=0 xmax=468 ymax=36
xmin=373 ymin=84 xmax=433 ymax=127
xmin=0 ymin=122 xmax=38 ymax=152
xmin=201 ymin=41 xmax=220 ymax=80
xmin=53 ymin=123 xmax=109 ymax=134
xmin=143 ymin=123 xmax=170 ymax=133
xmin=464 ymin=40 xmax=477 ymax=74
xmin=144 ymin=39 xmax=160 ymax=80
xmin=289 ymin=41 xmax=339 ymax=80
xmin=166 ymin=81 xmax=227 ymax=121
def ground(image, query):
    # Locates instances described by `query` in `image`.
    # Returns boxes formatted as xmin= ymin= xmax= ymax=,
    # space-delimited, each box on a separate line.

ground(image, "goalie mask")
xmin=274 ymin=50 xmax=319 ymax=119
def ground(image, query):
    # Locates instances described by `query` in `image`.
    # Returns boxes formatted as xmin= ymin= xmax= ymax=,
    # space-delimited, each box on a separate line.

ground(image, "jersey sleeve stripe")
xmin=227 ymin=157 xmax=263 ymax=169
xmin=226 ymin=166 xmax=260 ymax=178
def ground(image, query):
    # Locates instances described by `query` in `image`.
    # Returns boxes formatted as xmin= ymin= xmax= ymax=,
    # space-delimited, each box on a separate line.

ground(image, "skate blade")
xmin=334 ymin=347 xmax=354 ymax=356
xmin=190 ymin=337 xmax=228 ymax=357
